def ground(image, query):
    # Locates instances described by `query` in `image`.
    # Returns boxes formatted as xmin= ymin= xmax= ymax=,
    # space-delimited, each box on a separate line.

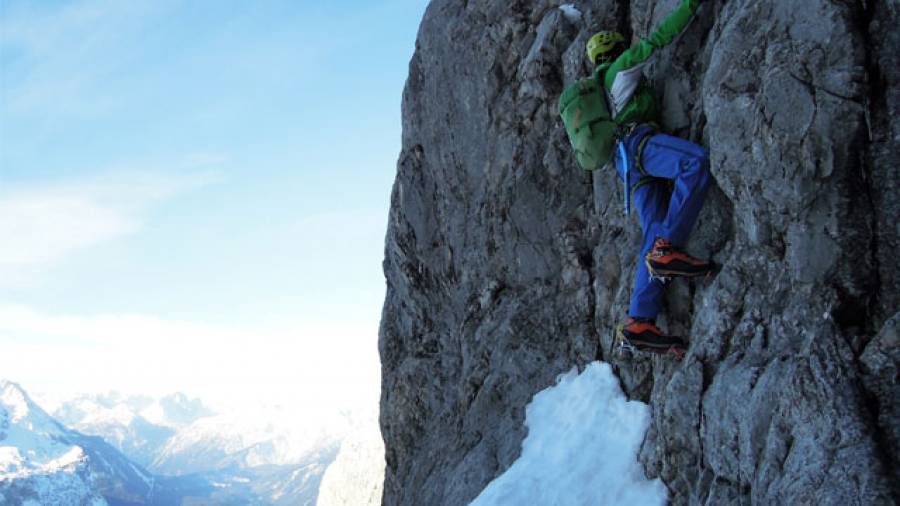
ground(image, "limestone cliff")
xmin=379 ymin=1 xmax=899 ymax=504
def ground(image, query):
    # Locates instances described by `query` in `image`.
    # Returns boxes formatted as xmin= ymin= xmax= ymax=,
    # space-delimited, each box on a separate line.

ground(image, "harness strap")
xmin=619 ymin=123 xmax=660 ymax=216
xmin=635 ymin=133 xmax=653 ymax=177
xmin=630 ymin=175 xmax=663 ymax=197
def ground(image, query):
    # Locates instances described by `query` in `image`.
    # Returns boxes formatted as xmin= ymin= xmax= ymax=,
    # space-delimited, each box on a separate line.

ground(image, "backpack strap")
xmin=619 ymin=142 xmax=631 ymax=215
xmin=593 ymin=66 xmax=619 ymax=124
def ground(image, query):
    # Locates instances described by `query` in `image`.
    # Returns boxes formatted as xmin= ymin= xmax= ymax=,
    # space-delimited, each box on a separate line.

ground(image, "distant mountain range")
xmin=50 ymin=391 xmax=206 ymax=470
xmin=0 ymin=379 xmax=213 ymax=505
xmin=1 ymin=380 xmax=383 ymax=505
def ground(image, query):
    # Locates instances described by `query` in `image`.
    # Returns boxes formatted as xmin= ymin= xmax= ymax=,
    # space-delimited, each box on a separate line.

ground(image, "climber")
xmin=563 ymin=0 xmax=713 ymax=359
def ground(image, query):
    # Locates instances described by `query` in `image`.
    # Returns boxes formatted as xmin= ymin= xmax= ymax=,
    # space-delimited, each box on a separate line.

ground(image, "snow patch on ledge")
xmin=558 ymin=4 xmax=582 ymax=23
xmin=469 ymin=361 xmax=667 ymax=506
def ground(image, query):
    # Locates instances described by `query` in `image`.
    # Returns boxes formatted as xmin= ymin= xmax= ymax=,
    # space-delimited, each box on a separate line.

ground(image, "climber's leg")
xmin=639 ymin=133 xmax=711 ymax=246
xmin=638 ymin=134 xmax=714 ymax=278
xmin=616 ymin=179 xmax=686 ymax=359
xmin=628 ymin=180 xmax=670 ymax=320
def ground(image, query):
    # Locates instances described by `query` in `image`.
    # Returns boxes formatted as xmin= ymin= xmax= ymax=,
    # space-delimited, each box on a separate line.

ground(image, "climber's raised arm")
xmin=606 ymin=0 xmax=701 ymax=79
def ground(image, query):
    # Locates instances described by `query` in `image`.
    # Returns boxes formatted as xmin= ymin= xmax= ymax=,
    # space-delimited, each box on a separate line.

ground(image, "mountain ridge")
xmin=1 ymin=381 xmax=353 ymax=505
xmin=1 ymin=379 xmax=160 ymax=505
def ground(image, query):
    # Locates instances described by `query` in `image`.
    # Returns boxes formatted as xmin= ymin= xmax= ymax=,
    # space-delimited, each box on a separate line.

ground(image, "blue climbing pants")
xmin=615 ymin=127 xmax=711 ymax=320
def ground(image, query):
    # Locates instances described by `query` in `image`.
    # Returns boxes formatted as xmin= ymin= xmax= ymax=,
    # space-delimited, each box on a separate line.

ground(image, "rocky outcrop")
xmin=379 ymin=1 xmax=899 ymax=505
xmin=317 ymin=414 xmax=385 ymax=506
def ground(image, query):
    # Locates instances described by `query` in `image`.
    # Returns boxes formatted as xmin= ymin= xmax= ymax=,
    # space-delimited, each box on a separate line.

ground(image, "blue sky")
xmin=0 ymin=0 xmax=427 ymax=405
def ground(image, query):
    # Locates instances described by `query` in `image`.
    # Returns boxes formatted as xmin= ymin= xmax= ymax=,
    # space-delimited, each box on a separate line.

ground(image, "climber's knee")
xmin=683 ymin=147 xmax=711 ymax=192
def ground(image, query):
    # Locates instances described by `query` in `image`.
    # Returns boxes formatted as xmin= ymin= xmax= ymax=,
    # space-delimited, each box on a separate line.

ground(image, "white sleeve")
xmin=608 ymin=64 xmax=647 ymax=117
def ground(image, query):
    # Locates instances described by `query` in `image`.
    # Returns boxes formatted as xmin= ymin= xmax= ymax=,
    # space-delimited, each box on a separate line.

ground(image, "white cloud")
xmin=0 ymin=189 xmax=136 ymax=266
xmin=0 ymin=304 xmax=381 ymax=410
xmin=0 ymin=170 xmax=218 ymax=287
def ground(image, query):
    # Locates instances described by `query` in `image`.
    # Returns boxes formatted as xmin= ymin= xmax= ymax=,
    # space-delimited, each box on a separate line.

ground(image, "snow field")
xmin=469 ymin=361 xmax=667 ymax=506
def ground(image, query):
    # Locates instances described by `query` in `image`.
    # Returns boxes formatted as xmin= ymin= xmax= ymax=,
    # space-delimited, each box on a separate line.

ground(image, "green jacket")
xmin=598 ymin=0 xmax=700 ymax=126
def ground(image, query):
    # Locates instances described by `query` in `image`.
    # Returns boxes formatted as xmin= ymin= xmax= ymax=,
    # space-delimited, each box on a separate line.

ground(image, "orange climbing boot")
xmin=615 ymin=317 xmax=686 ymax=359
xmin=645 ymin=237 xmax=713 ymax=281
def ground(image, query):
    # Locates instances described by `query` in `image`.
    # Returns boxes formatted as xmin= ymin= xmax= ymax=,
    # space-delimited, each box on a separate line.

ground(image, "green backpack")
xmin=558 ymin=67 xmax=617 ymax=171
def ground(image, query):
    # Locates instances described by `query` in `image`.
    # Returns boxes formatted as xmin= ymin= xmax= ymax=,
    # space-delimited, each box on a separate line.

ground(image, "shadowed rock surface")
xmin=379 ymin=1 xmax=899 ymax=504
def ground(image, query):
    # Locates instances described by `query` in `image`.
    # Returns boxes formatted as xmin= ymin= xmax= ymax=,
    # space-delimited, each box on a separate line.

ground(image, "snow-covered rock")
xmin=316 ymin=409 xmax=385 ymax=506
xmin=469 ymin=362 xmax=667 ymax=506
xmin=558 ymin=4 xmax=582 ymax=24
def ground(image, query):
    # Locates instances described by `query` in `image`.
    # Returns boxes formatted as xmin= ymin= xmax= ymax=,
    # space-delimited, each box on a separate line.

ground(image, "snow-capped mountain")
xmin=0 ymin=380 xmax=170 ymax=505
xmin=0 ymin=380 xmax=308 ymax=505
xmin=150 ymin=404 xmax=348 ymax=475
xmin=34 ymin=387 xmax=368 ymax=505
xmin=3 ymin=380 xmax=384 ymax=505
xmin=141 ymin=392 xmax=215 ymax=429
xmin=48 ymin=390 xmax=347 ymax=477
xmin=50 ymin=391 xmax=212 ymax=468
xmin=0 ymin=379 xmax=103 ymax=505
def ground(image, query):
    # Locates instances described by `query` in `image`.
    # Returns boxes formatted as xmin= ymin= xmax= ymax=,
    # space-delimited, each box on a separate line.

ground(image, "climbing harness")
xmin=617 ymin=123 xmax=664 ymax=217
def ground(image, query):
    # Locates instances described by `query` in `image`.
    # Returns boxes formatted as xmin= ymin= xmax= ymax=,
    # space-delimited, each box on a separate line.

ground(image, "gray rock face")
xmin=379 ymin=1 xmax=899 ymax=505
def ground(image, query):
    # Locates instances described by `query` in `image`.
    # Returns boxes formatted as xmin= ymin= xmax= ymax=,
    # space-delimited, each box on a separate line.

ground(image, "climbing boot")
xmin=645 ymin=237 xmax=713 ymax=281
xmin=615 ymin=317 xmax=686 ymax=360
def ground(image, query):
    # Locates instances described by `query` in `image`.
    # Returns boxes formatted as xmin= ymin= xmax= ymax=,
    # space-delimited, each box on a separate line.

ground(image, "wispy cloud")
xmin=0 ymin=169 xmax=218 ymax=287
xmin=1 ymin=0 xmax=176 ymax=116
xmin=0 ymin=188 xmax=136 ymax=266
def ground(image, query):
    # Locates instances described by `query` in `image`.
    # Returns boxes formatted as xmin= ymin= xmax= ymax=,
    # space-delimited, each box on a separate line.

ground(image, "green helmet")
xmin=586 ymin=31 xmax=625 ymax=64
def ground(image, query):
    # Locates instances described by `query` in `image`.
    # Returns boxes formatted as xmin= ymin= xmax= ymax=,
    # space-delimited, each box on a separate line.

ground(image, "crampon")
xmin=615 ymin=318 xmax=687 ymax=360
xmin=645 ymin=238 xmax=716 ymax=283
